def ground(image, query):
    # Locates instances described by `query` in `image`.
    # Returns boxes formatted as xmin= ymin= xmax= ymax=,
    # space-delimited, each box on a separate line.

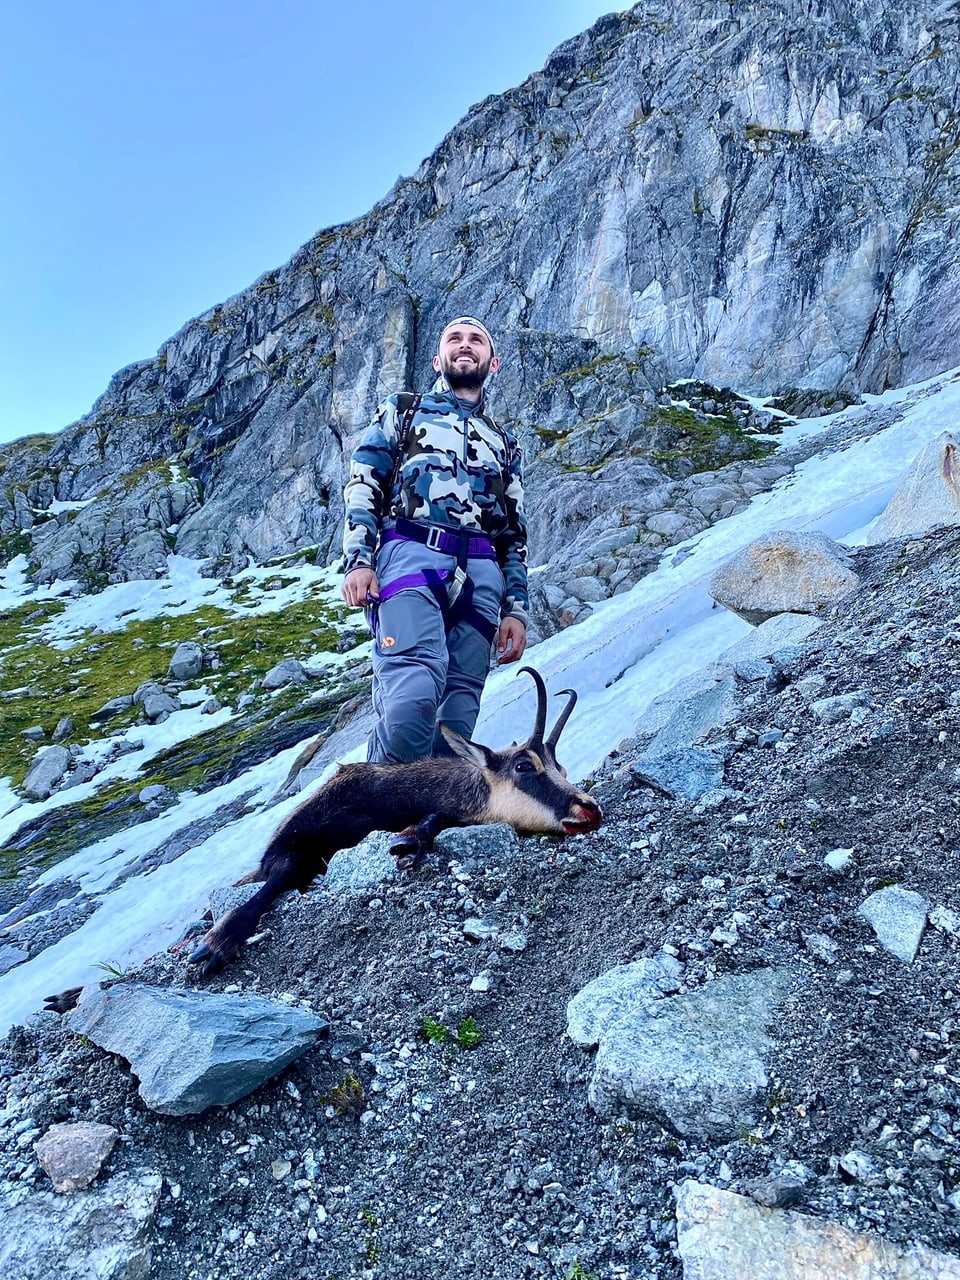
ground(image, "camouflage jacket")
xmin=342 ymin=376 xmax=528 ymax=617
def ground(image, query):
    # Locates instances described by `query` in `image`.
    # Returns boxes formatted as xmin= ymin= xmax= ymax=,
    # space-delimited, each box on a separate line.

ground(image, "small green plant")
xmin=566 ymin=1263 xmax=598 ymax=1280
xmin=420 ymin=1015 xmax=484 ymax=1050
xmin=421 ymin=1016 xmax=451 ymax=1045
xmin=326 ymin=1071 xmax=365 ymax=1119
xmin=360 ymin=1207 xmax=380 ymax=1265
xmin=456 ymin=1016 xmax=484 ymax=1049
xmin=96 ymin=960 xmax=124 ymax=979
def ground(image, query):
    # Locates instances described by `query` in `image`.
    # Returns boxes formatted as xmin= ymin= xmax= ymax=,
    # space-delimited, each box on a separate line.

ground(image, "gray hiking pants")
xmin=366 ymin=536 xmax=504 ymax=764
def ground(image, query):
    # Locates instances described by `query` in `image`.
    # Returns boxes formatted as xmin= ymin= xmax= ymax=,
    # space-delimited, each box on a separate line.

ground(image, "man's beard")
xmin=441 ymin=353 xmax=491 ymax=392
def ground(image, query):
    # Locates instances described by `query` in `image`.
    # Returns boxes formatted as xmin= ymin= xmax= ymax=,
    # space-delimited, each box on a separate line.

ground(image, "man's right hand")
xmin=342 ymin=567 xmax=379 ymax=608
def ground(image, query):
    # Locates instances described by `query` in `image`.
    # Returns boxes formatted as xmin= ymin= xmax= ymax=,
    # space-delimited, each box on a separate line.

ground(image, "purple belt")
xmin=380 ymin=518 xmax=497 ymax=560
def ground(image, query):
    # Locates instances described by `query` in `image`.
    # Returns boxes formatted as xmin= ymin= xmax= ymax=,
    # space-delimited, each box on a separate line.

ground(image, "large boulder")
xmin=0 ymin=1172 xmax=162 ymax=1280
xmin=675 ymin=1180 xmax=960 ymax=1279
xmin=583 ymin=968 xmax=796 ymax=1139
xmin=262 ymin=658 xmax=309 ymax=690
xmin=67 ymin=983 xmax=328 ymax=1115
xmin=869 ymin=431 xmax=960 ymax=542
xmin=167 ymin=641 xmax=204 ymax=681
xmin=22 ymin=745 xmax=72 ymax=801
xmin=710 ymin=531 xmax=860 ymax=624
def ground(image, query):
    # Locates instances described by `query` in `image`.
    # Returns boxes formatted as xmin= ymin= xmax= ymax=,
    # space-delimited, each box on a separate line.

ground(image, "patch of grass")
xmin=566 ymin=1264 xmax=598 ymax=1280
xmin=455 ymin=1016 xmax=483 ymax=1050
xmin=326 ymin=1071 xmax=365 ymax=1119
xmin=0 ymin=587 xmax=351 ymax=788
xmin=0 ymin=530 xmax=33 ymax=565
xmin=649 ymin=405 xmax=777 ymax=474
xmin=420 ymin=1015 xmax=484 ymax=1050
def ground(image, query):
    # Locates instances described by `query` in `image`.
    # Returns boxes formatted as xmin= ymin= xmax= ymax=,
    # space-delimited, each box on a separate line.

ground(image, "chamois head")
xmin=440 ymin=667 xmax=603 ymax=836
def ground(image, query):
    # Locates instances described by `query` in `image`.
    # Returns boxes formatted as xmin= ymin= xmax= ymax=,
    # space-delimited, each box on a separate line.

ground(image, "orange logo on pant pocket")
xmin=381 ymin=636 xmax=396 ymax=648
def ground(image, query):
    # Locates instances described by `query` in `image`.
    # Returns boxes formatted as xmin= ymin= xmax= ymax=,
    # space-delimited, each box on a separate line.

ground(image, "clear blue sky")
xmin=0 ymin=1 xmax=617 ymax=445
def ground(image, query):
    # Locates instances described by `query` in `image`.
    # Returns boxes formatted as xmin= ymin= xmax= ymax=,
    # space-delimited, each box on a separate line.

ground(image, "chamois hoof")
xmin=43 ymin=987 xmax=83 ymax=1015
xmin=388 ymin=826 xmax=427 ymax=872
xmin=188 ymin=936 xmax=235 ymax=979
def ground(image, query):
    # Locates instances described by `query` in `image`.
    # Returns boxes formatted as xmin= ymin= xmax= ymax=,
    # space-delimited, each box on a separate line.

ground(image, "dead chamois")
xmin=189 ymin=667 xmax=602 ymax=976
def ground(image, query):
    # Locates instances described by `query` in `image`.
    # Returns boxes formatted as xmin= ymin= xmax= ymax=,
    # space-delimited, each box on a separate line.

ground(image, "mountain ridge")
xmin=2 ymin=0 xmax=960 ymax=590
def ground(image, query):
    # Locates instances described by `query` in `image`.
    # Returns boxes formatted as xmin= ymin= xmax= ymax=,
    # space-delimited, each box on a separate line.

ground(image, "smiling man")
xmin=342 ymin=316 xmax=528 ymax=774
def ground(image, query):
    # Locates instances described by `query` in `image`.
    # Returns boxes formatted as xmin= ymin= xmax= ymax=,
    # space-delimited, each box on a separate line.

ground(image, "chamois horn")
xmin=545 ymin=689 xmax=577 ymax=753
xmin=519 ymin=665 xmax=549 ymax=749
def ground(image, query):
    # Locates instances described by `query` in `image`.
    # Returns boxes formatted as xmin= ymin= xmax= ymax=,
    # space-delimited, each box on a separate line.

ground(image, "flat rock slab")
xmin=721 ymin=611 xmax=822 ymax=661
xmin=587 ymin=968 xmax=796 ymax=1140
xmin=34 ymin=1121 xmax=118 ymax=1192
xmin=859 ymin=886 xmax=927 ymax=962
xmin=67 ymin=983 xmax=328 ymax=1115
xmin=645 ymin=679 xmax=736 ymax=758
xmin=675 ymin=1179 xmax=960 ymax=1279
xmin=630 ymin=748 xmax=725 ymax=801
xmin=0 ymin=1171 xmax=162 ymax=1280
xmin=567 ymin=955 xmax=684 ymax=1048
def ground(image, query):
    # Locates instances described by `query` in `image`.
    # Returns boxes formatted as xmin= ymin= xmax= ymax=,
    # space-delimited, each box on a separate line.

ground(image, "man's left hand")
xmin=497 ymin=617 xmax=527 ymax=665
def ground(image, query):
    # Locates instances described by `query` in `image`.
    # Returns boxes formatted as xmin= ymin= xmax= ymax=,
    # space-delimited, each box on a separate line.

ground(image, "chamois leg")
xmin=189 ymin=803 xmax=377 ymax=977
xmin=189 ymin=864 xmax=300 ymax=978
xmin=388 ymin=812 xmax=452 ymax=870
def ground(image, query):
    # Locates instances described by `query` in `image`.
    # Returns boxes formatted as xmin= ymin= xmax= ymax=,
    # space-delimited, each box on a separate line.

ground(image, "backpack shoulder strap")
xmin=383 ymin=392 xmax=422 ymax=510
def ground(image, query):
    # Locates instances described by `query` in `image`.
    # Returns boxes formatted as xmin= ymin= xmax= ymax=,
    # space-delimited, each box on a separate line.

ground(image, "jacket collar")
xmin=431 ymin=373 xmax=488 ymax=413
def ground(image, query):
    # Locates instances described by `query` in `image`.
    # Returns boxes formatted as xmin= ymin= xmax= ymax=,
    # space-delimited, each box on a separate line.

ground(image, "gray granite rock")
xmin=22 ymin=745 xmax=71 ymax=800
xmin=566 ymin=954 xmax=684 ymax=1048
xmin=645 ymin=680 xmax=737 ymax=757
xmin=167 ymin=640 xmax=204 ymax=680
xmin=930 ymin=905 xmax=960 ymax=938
xmin=0 ymin=1171 xmax=162 ymax=1280
xmin=133 ymin=682 xmax=179 ymax=721
xmin=67 ymin=983 xmax=328 ymax=1115
xmin=586 ymin=968 xmax=796 ymax=1139
xmin=859 ymin=886 xmax=927 ymax=962
xmin=810 ymin=692 xmax=866 ymax=724
xmin=262 ymin=658 xmax=309 ymax=690
xmin=89 ymin=695 xmax=134 ymax=723
xmin=0 ymin=943 xmax=28 ymax=976
xmin=434 ymin=823 xmax=521 ymax=862
xmin=675 ymin=1180 xmax=960 ymax=1279
xmin=629 ymin=748 xmax=725 ymax=802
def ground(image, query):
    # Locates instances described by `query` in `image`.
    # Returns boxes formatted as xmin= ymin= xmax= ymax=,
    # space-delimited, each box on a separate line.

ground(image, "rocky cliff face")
xmin=2 ymin=0 xmax=960 ymax=589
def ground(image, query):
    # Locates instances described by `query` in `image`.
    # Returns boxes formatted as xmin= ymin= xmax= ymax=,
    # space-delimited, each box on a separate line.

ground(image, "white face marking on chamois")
xmin=483 ymin=756 xmax=570 ymax=835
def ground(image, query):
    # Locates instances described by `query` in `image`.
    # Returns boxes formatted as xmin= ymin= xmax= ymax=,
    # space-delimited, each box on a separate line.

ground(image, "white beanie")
xmin=438 ymin=316 xmax=495 ymax=355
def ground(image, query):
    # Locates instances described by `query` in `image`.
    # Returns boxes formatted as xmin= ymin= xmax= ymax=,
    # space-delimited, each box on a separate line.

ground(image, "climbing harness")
xmin=369 ymin=519 xmax=499 ymax=645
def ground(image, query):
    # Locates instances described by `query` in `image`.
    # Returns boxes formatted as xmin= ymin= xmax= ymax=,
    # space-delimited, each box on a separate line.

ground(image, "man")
xmin=342 ymin=316 xmax=528 ymax=765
